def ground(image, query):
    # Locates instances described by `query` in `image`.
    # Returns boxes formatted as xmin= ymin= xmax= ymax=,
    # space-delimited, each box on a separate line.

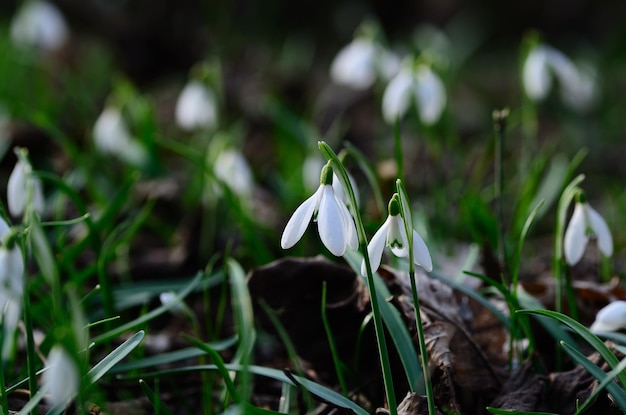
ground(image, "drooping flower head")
xmin=589 ymin=301 xmax=626 ymax=333
xmin=7 ymin=154 xmax=45 ymax=217
xmin=281 ymin=162 xmax=357 ymax=256
xmin=361 ymin=193 xmax=432 ymax=276
xmin=563 ymin=192 xmax=613 ymax=266
xmin=0 ymin=217 xmax=24 ymax=359
xmin=382 ymin=58 xmax=446 ymax=125
xmin=93 ymin=106 xmax=148 ymax=166
xmin=10 ymin=0 xmax=69 ymax=52
xmin=175 ymin=80 xmax=218 ymax=131
xmin=522 ymin=43 xmax=597 ymax=112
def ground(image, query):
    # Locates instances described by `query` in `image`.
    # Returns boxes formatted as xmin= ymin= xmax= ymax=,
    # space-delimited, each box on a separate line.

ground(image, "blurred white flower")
xmin=281 ymin=164 xmax=357 ymax=256
xmin=42 ymin=346 xmax=79 ymax=407
xmin=159 ymin=291 xmax=185 ymax=316
xmin=382 ymin=61 xmax=446 ymax=125
xmin=523 ymin=44 xmax=597 ymax=111
xmin=93 ymin=107 xmax=147 ymax=166
xmin=564 ymin=200 xmax=613 ymax=266
xmin=7 ymin=158 xmax=45 ymax=217
xmin=589 ymin=301 xmax=626 ymax=333
xmin=214 ymin=149 xmax=254 ymax=197
xmin=361 ymin=194 xmax=431 ymax=276
xmin=0 ymin=217 xmax=24 ymax=359
xmin=10 ymin=0 xmax=69 ymax=52
xmin=175 ymin=80 xmax=218 ymax=131
xmin=330 ymin=38 xmax=400 ymax=90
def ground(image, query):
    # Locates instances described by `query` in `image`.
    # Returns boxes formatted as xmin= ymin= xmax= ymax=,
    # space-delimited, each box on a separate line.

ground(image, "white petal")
xmin=337 ymin=196 xmax=358 ymax=250
xmin=387 ymin=215 xmax=409 ymax=258
xmin=317 ymin=186 xmax=347 ymax=256
xmin=522 ymin=46 xmax=551 ymax=101
xmin=93 ymin=107 xmax=131 ymax=154
xmin=560 ymin=63 xmax=597 ymax=112
xmin=42 ymin=346 xmax=79 ymax=406
xmin=362 ymin=217 xmax=391 ymax=276
xmin=382 ymin=69 xmax=413 ymax=123
xmin=330 ymin=39 xmax=377 ymax=90
xmin=413 ymin=65 xmax=446 ymax=125
xmin=590 ymin=301 xmax=626 ymax=333
xmin=7 ymin=160 xmax=27 ymax=217
xmin=332 ymin=171 xmax=359 ymax=210
xmin=10 ymin=0 xmax=69 ymax=52
xmin=585 ymin=204 xmax=613 ymax=257
xmin=564 ymin=203 xmax=588 ymax=265
xmin=175 ymin=81 xmax=218 ymax=131
xmin=411 ymin=230 xmax=432 ymax=272
xmin=280 ymin=186 xmax=322 ymax=249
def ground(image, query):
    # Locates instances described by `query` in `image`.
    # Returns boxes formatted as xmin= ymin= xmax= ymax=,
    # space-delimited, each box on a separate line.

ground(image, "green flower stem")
xmin=318 ymin=141 xmax=397 ymax=415
xmin=493 ymin=109 xmax=509 ymax=284
xmin=396 ymin=180 xmax=436 ymax=415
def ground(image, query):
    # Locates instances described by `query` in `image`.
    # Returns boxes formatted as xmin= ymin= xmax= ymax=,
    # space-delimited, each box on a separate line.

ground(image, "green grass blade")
xmin=120 ymin=364 xmax=370 ymax=415
xmin=517 ymin=309 xmax=626 ymax=387
xmin=343 ymin=250 xmax=423 ymax=392
xmin=110 ymin=337 xmax=237 ymax=373
xmin=87 ymin=331 xmax=145 ymax=383
xmin=91 ymin=272 xmax=204 ymax=344
xmin=139 ymin=379 xmax=175 ymax=415
xmin=560 ymin=341 xmax=626 ymax=413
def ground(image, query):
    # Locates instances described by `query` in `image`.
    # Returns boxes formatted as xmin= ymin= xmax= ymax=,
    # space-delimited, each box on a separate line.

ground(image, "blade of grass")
xmin=517 ymin=309 xmax=626 ymax=388
xmin=88 ymin=331 xmax=145 ymax=384
xmin=139 ymin=379 xmax=174 ymax=415
xmin=486 ymin=408 xmax=558 ymax=415
xmin=321 ymin=281 xmax=349 ymax=396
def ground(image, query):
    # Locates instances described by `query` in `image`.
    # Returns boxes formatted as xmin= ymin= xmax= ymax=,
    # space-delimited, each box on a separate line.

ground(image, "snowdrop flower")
xmin=10 ymin=0 xmax=69 ymax=52
xmin=382 ymin=60 xmax=446 ymax=125
xmin=0 ymin=217 xmax=24 ymax=359
xmin=93 ymin=107 xmax=147 ymax=166
xmin=159 ymin=291 xmax=185 ymax=316
xmin=361 ymin=194 xmax=432 ymax=276
xmin=7 ymin=157 xmax=45 ymax=217
xmin=42 ymin=346 xmax=79 ymax=407
xmin=522 ymin=44 xmax=597 ymax=111
xmin=563 ymin=197 xmax=613 ymax=266
xmin=302 ymin=155 xmax=359 ymax=208
xmin=175 ymin=80 xmax=218 ymax=131
xmin=589 ymin=301 xmax=626 ymax=333
xmin=281 ymin=163 xmax=357 ymax=256
xmin=214 ymin=148 xmax=254 ymax=197
xmin=330 ymin=37 xmax=400 ymax=90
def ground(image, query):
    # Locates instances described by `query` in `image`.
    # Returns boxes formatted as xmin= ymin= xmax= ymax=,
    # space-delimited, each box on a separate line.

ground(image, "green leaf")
xmin=139 ymin=379 xmax=174 ymax=415
xmin=88 ymin=331 xmax=145 ymax=383
xmin=121 ymin=364 xmax=370 ymax=415
xmin=91 ymin=272 xmax=205 ymax=344
xmin=517 ymin=309 xmax=626 ymax=388
xmin=486 ymin=407 xmax=558 ymax=415
xmin=560 ymin=341 xmax=626 ymax=413
xmin=110 ymin=337 xmax=237 ymax=373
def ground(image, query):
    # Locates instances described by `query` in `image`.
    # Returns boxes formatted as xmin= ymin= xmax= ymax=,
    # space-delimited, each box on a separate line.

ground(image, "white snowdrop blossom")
xmin=42 ymin=346 xmax=79 ymax=406
xmin=563 ymin=199 xmax=613 ymax=266
xmin=159 ymin=291 xmax=186 ymax=316
xmin=7 ymin=158 xmax=45 ymax=217
xmin=10 ymin=0 xmax=69 ymax=52
xmin=523 ymin=44 xmax=597 ymax=111
xmin=175 ymin=80 xmax=218 ymax=131
xmin=214 ymin=149 xmax=254 ymax=197
xmin=93 ymin=107 xmax=147 ymax=166
xmin=0 ymin=217 xmax=24 ymax=359
xmin=281 ymin=164 xmax=357 ymax=256
xmin=330 ymin=38 xmax=400 ymax=90
xmin=589 ymin=301 xmax=626 ymax=333
xmin=382 ymin=61 xmax=446 ymax=125
xmin=361 ymin=194 xmax=432 ymax=276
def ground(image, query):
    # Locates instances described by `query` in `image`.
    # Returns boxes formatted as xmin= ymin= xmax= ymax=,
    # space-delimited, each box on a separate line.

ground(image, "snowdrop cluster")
xmin=523 ymin=43 xmax=597 ymax=112
xmin=382 ymin=59 xmax=446 ymax=125
xmin=93 ymin=107 xmax=148 ymax=166
xmin=10 ymin=0 xmax=69 ymax=52
xmin=563 ymin=194 xmax=612 ymax=266
xmin=281 ymin=162 xmax=357 ymax=256
xmin=175 ymin=80 xmax=218 ymax=131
